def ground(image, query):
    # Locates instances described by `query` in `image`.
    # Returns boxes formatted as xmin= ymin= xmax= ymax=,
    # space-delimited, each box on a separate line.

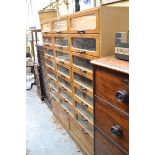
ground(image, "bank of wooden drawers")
xmin=68 ymin=7 xmax=99 ymax=34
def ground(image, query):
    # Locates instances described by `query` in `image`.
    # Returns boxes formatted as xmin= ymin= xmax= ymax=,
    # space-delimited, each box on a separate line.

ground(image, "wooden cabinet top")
xmin=91 ymin=55 xmax=129 ymax=74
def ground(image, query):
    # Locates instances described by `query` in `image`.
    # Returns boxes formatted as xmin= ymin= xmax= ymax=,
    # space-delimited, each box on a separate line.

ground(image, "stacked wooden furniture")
xmin=40 ymin=4 xmax=128 ymax=155
xmin=91 ymin=56 xmax=129 ymax=155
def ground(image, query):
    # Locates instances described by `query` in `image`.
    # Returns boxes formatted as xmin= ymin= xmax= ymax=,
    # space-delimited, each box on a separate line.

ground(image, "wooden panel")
xmin=52 ymin=100 xmax=70 ymax=130
xmin=94 ymin=66 xmax=129 ymax=114
xmin=94 ymin=128 xmax=127 ymax=155
xmin=70 ymin=118 xmax=93 ymax=155
xmin=53 ymin=34 xmax=69 ymax=50
xmin=100 ymin=5 xmax=129 ymax=57
xmin=95 ymin=98 xmax=129 ymax=151
xmin=52 ymin=16 xmax=68 ymax=33
xmin=68 ymin=7 xmax=99 ymax=34
xmin=56 ymin=62 xmax=72 ymax=82
xmin=70 ymin=34 xmax=99 ymax=57
xmin=71 ymin=52 xmax=97 ymax=76
xmin=55 ymin=48 xmax=71 ymax=66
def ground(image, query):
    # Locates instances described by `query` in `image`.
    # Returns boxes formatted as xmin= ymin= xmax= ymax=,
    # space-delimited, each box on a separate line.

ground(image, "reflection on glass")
xmin=73 ymin=56 xmax=93 ymax=71
xmin=57 ymin=64 xmax=70 ymax=77
xmin=56 ymin=51 xmax=69 ymax=62
xmin=54 ymin=37 xmax=68 ymax=47
xmin=72 ymin=38 xmax=96 ymax=51
xmin=58 ymin=77 xmax=71 ymax=90
xmin=45 ymin=49 xmax=54 ymax=56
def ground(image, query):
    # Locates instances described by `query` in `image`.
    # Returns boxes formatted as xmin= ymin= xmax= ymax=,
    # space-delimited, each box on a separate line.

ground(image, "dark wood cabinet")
xmin=91 ymin=56 xmax=129 ymax=155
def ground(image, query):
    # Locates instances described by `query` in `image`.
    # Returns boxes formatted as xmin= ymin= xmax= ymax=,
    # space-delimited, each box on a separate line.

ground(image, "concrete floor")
xmin=26 ymin=82 xmax=83 ymax=155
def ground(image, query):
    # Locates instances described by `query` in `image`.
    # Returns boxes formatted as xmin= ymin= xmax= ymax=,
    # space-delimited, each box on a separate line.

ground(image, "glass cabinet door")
xmin=45 ymin=48 xmax=54 ymax=58
xmin=46 ymin=59 xmax=55 ymax=69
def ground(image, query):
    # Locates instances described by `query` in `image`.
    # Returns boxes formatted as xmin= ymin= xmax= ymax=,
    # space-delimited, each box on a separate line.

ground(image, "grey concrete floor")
xmin=26 ymin=82 xmax=83 ymax=155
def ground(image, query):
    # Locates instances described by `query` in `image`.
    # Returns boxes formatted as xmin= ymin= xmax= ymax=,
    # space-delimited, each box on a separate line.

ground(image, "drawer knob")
xmin=116 ymin=90 xmax=128 ymax=102
xmin=111 ymin=124 xmax=122 ymax=136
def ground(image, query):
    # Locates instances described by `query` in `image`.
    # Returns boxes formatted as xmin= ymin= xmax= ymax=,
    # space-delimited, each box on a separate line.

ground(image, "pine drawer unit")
xmin=68 ymin=7 xmax=99 ymax=34
xmin=91 ymin=56 xmax=129 ymax=155
xmin=52 ymin=16 xmax=68 ymax=33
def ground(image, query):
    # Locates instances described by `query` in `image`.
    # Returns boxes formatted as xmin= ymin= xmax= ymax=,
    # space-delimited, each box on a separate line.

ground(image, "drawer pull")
xmin=80 ymin=86 xmax=87 ymax=92
xmin=61 ymin=74 xmax=65 ymax=78
xmin=64 ymin=110 xmax=69 ymax=114
xmin=81 ymin=115 xmax=88 ymax=123
xmin=56 ymin=31 xmax=62 ymax=34
xmin=116 ymin=90 xmax=128 ymax=102
xmin=77 ymin=50 xmax=86 ymax=54
xmin=63 ymin=99 xmax=67 ymax=103
xmin=59 ymin=61 xmax=64 ymax=64
xmin=82 ymin=129 xmax=89 ymax=135
xmin=111 ymin=124 xmax=122 ymax=136
xmin=62 ymin=87 xmax=66 ymax=91
xmin=81 ymin=102 xmax=88 ymax=108
xmin=77 ymin=30 xmax=85 ymax=34
xmin=58 ymin=46 xmax=63 ymax=49
xmin=79 ymin=69 xmax=86 ymax=74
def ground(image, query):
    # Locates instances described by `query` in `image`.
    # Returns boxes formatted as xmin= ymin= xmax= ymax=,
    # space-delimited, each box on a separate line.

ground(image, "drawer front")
xmin=56 ymin=63 xmax=72 ymax=81
xmin=44 ymin=47 xmax=55 ymax=59
xmin=52 ymin=100 xmax=70 ymax=130
xmin=95 ymin=66 xmax=129 ymax=114
xmin=49 ymin=86 xmax=59 ymax=102
xmin=45 ymin=58 xmax=55 ymax=70
xmin=70 ymin=34 xmax=99 ymax=57
xmin=71 ymin=52 xmax=95 ymax=76
xmin=41 ymin=22 xmax=52 ymax=33
xmin=53 ymin=35 xmax=69 ymax=50
xmin=55 ymin=49 xmax=70 ymax=66
xmin=46 ymin=66 xmax=57 ymax=81
xmin=59 ymin=86 xmax=73 ymax=105
xmin=95 ymin=98 xmax=129 ymax=151
xmin=73 ymin=85 xmax=93 ymax=108
xmin=58 ymin=75 xmax=72 ymax=93
xmin=75 ymin=99 xmax=93 ymax=125
xmin=59 ymin=95 xmax=74 ymax=118
xmin=52 ymin=17 xmax=68 ymax=33
xmin=42 ymin=35 xmax=53 ymax=46
xmin=73 ymin=69 xmax=93 ymax=93
xmin=75 ymin=111 xmax=94 ymax=139
xmin=48 ymin=77 xmax=58 ymax=91
xmin=70 ymin=119 xmax=93 ymax=155
xmin=94 ymin=128 xmax=127 ymax=155
xmin=69 ymin=8 xmax=99 ymax=34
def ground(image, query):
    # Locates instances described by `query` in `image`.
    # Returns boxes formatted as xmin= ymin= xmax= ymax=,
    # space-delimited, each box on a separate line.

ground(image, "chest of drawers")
xmin=91 ymin=56 xmax=129 ymax=155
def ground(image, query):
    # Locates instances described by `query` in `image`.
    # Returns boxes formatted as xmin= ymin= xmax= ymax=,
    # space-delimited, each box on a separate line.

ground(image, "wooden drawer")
xmin=52 ymin=16 xmax=68 ymax=33
xmin=75 ymin=111 xmax=94 ymax=139
xmin=72 ymin=69 xmax=93 ymax=94
xmin=42 ymin=34 xmax=53 ymax=46
xmin=55 ymin=48 xmax=71 ymax=66
xmin=59 ymin=86 xmax=73 ymax=106
xmin=45 ymin=58 xmax=55 ymax=70
xmin=94 ymin=128 xmax=127 ymax=155
xmin=75 ymin=99 xmax=93 ymax=126
xmin=41 ymin=20 xmax=52 ymax=33
xmin=49 ymin=85 xmax=59 ymax=102
xmin=95 ymin=97 xmax=129 ymax=152
xmin=59 ymin=95 xmax=74 ymax=118
xmin=70 ymin=34 xmax=99 ymax=57
xmin=53 ymin=34 xmax=69 ymax=50
xmin=56 ymin=62 xmax=72 ymax=82
xmin=52 ymin=100 xmax=70 ymax=130
xmin=46 ymin=66 xmax=57 ymax=81
xmin=71 ymin=52 xmax=96 ymax=76
xmin=44 ymin=47 xmax=55 ymax=59
xmin=68 ymin=7 xmax=99 ymax=34
xmin=48 ymin=76 xmax=58 ymax=91
xmin=70 ymin=118 xmax=93 ymax=155
xmin=58 ymin=75 xmax=72 ymax=94
xmin=73 ymin=84 xmax=93 ymax=108
xmin=94 ymin=66 xmax=129 ymax=114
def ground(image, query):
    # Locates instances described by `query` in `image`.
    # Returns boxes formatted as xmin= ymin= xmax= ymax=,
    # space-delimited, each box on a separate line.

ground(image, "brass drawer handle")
xmin=81 ymin=101 xmax=88 ymax=108
xmin=116 ymin=90 xmax=128 ymax=102
xmin=59 ymin=60 xmax=64 ymax=64
xmin=111 ymin=124 xmax=122 ymax=136
xmin=58 ymin=46 xmax=63 ymax=49
xmin=61 ymin=74 xmax=65 ymax=78
xmin=82 ymin=129 xmax=89 ymax=135
xmin=80 ymin=86 xmax=87 ymax=92
xmin=81 ymin=115 xmax=88 ymax=123
xmin=64 ymin=109 xmax=69 ymax=114
xmin=62 ymin=87 xmax=66 ymax=91
xmin=77 ymin=30 xmax=85 ymax=34
xmin=79 ymin=69 xmax=86 ymax=74
xmin=77 ymin=50 xmax=86 ymax=54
